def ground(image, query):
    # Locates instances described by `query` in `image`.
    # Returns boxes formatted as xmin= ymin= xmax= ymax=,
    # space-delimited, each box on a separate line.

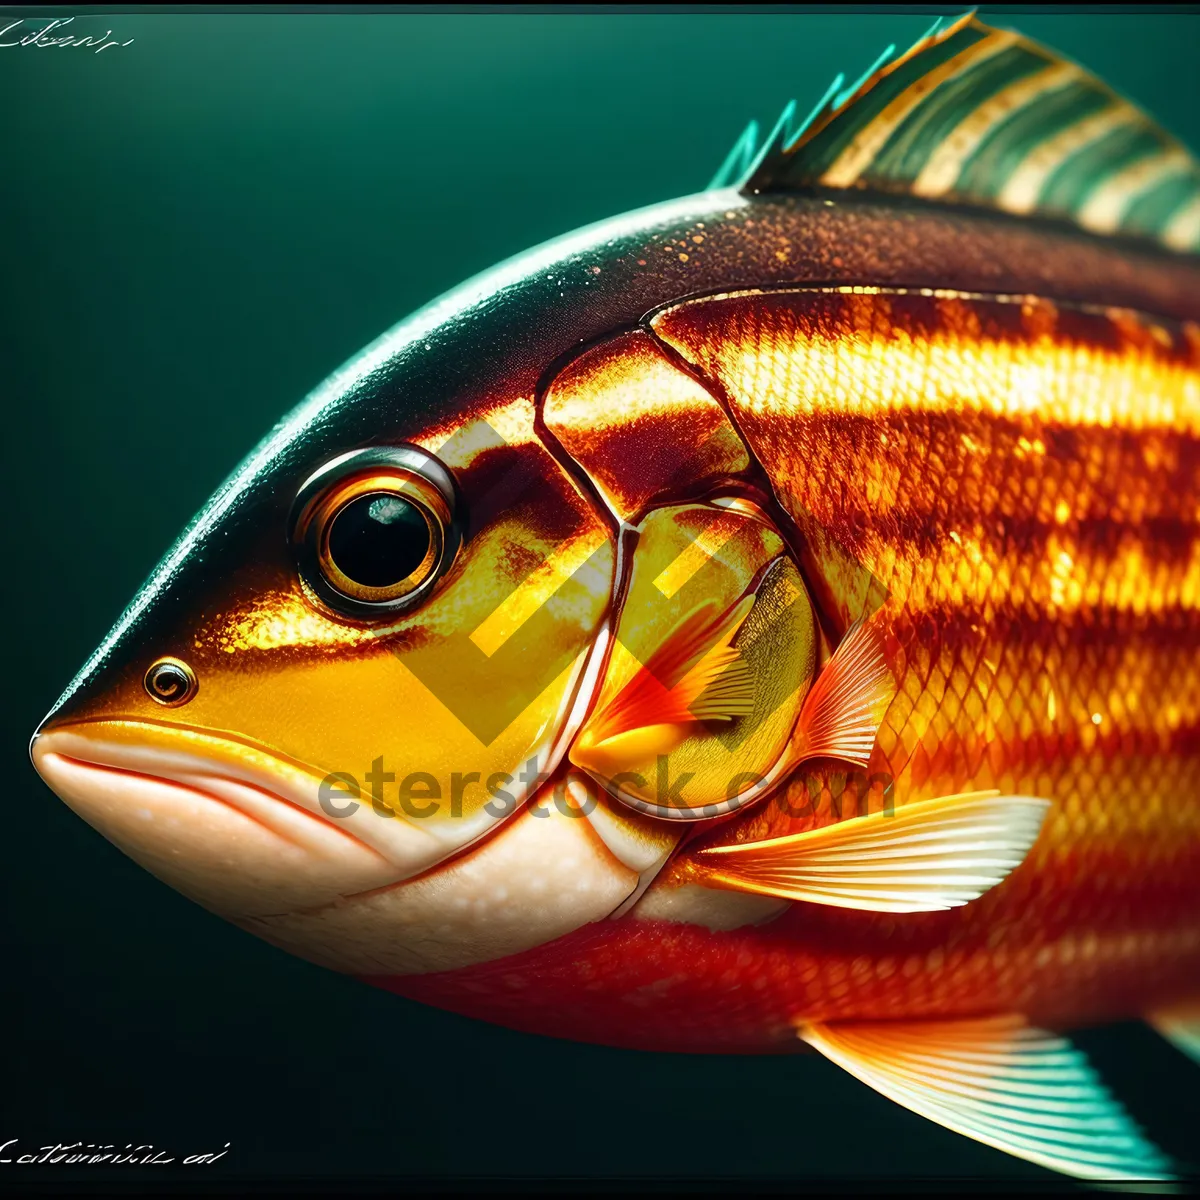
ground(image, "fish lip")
xmin=35 ymin=713 xmax=322 ymax=770
xmin=31 ymin=715 xmax=333 ymax=793
xmin=28 ymin=716 xmax=443 ymax=871
xmin=29 ymin=716 xmax=371 ymax=838
xmin=40 ymin=749 xmax=386 ymax=866
xmin=29 ymin=718 xmax=432 ymax=921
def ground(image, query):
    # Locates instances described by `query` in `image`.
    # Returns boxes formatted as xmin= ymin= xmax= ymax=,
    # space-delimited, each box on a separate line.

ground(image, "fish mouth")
xmin=29 ymin=719 xmax=445 ymax=918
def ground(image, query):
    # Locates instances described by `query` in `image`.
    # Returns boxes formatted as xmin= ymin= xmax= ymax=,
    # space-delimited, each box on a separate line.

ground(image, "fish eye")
xmin=289 ymin=446 xmax=463 ymax=620
xmin=144 ymin=657 xmax=198 ymax=706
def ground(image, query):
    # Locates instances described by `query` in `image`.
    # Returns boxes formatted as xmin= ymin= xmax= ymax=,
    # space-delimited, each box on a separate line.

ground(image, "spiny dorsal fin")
xmin=715 ymin=11 xmax=1200 ymax=255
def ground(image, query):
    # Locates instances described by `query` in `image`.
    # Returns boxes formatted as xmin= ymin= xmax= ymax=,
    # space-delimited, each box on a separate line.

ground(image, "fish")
xmin=28 ymin=12 xmax=1200 ymax=1184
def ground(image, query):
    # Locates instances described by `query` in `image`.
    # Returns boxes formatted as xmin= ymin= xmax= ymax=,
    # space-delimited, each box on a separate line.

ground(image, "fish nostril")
xmin=144 ymin=657 xmax=199 ymax=707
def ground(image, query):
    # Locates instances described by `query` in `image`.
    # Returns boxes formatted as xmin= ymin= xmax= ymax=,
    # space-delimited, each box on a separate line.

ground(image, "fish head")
xmin=28 ymin=191 xmax=882 ymax=975
xmin=28 ymin=260 xmax=624 ymax=935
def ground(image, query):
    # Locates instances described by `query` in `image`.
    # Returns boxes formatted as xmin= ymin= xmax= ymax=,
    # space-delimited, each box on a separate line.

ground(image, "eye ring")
xmin=145 ymin=657 xmax=198 ymax=707
xmin=289 ymin=446 xmax=463 ymax=621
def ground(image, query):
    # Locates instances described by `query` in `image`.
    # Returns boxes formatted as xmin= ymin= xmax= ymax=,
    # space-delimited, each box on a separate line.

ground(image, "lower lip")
xmin=31 ymin=730 xmax=400 ymax=917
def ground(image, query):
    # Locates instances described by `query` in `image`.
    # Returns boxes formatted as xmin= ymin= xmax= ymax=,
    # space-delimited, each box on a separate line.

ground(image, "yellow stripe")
xmin=996 ymin=103 xmax=1143 ymax=214
xmin=868 ymin=533 xmax=1200 ymax=620
xmin=1076 ymin=148 xmax=1196 ymax=235
xmin=820 ymin=31 xmax=1022 ymax=190
xmin=911 ymin=62 xmax=1081 ymax=199
xmin=722 ymin=331 xmax=1200 ymax=433
xmin=1162 ymin=192 xmax=1200 ymax=253
xmin=469 ymin=527 xmax=609 ymax=657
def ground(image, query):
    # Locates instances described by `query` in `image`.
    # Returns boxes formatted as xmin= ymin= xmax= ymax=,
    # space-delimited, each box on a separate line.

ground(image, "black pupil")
xmin=153 ymin=666 xmax=187 ymax=698
xmin=327 ymin=493 xmax=431 ymax=589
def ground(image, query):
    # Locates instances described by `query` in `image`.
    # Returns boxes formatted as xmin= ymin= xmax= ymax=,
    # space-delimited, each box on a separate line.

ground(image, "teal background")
xmin=3 ymin=7 xmax=1198 ymax=1188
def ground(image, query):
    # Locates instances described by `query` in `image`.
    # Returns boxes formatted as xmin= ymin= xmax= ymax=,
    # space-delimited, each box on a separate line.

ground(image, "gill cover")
xmin=571 ymin=504 xmax=819 ymax=819
xmin=544 ymin=327 xmax=895 ymax=820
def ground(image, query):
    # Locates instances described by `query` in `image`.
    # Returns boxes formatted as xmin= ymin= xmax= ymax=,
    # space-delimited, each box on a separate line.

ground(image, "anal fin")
xmin=1148 ymin=1001 xmax=1200 ymax=1065
xmin=797 ymin=1016 xmax=1175 ymax=1182
xmin=695 ymin=791 xmax=1049 ymax=913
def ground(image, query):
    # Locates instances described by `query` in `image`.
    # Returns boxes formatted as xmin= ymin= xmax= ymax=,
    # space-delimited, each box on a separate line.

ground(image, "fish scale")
xmin=384 ymin=285 xmax=1200 ymax=1051
xmin=401 ymin=286 xmax=1200 ymax=1023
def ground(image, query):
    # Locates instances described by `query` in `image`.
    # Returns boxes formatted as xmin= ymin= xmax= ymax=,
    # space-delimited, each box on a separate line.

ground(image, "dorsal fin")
xmin=715 ymin=11 xmax=1200 ymax=255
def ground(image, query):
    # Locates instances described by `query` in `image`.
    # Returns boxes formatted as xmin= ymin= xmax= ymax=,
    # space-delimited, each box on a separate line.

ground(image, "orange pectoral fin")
xmin=692 ymin=791 xmax=1050 ymax=912
xmin=574 ymin=596 xmax=756 ymax=759
xmin=571 ymin=505 xmax=820 ymax=819
xmin=792 ymin=616 xmax=895 ymax=769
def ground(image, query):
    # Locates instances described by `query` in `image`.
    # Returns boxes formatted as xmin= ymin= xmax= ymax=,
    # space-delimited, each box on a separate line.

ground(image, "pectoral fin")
xmin=797 ymin=1016 xmax=1175 ymax=1182
xmin=573 ymin=597 xmax=755 ymax=768
xmin=694 ymin=791 xmax=1050 ymax=912
xmin=792 ymin=616 xmax=894 ymax=769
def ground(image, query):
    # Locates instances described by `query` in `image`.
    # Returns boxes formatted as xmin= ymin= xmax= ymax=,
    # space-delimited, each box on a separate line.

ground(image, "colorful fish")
xmin=29 ymin=13 xmax=1200 ymax=1183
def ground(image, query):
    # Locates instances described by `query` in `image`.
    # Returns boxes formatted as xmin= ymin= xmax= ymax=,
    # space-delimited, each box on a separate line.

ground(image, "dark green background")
xmin=3 ymin=6 xmax=1197 ymax=1189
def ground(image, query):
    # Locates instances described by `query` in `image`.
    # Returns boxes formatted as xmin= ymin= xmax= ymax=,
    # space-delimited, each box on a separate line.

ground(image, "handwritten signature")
xmin=0 ymin=17 xmax=134 ymax=53
xmin=0 ymin=1139 xmax=229 ymax=1166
